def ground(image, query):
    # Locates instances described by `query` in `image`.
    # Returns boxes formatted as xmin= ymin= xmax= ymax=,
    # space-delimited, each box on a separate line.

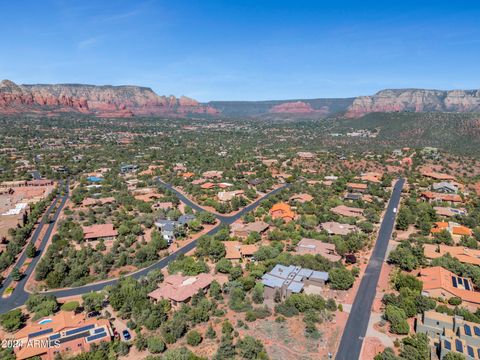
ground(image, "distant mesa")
xmin=344 ymin=88 xmax=480 ymax=118
xmin=2 ymin=79 xmax=480 ymax=118
xmin=0 ymin=79 xmax=218 ymax=118
xmin=269 ymin=101 xmax=327 ymax=114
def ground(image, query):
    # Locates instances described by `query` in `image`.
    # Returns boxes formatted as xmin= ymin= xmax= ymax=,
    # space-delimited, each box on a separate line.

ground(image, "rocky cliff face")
xmin=345 ymin=89 xmax=480 ymax=118
xmin=0 ymin=80 xmax=218 ymax=117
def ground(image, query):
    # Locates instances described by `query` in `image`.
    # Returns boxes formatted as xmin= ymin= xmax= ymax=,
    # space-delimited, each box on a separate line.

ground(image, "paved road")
xmin=335 ymin=178 xmax=405 ymax=360
xmin=0 ymin=180 xmax=69 ymax=312
xmin=0 ymin=178 xmax=287 ymax=313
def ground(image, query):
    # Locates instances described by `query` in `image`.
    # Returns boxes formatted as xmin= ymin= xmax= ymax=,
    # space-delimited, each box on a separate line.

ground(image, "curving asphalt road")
xmin=0 ymin=180 xmax=69 ymax=313
xmin=0 ymin=178 xmax=287 ymax=314
xmin=335 ymin=178 xmax=405 ymax=360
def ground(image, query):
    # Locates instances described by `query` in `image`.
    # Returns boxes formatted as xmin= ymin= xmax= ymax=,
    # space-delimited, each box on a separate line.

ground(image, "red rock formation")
xmin=0 ymin=80 xmax=218 ymax=117
xmin=269 ymin=101 xmax=315 ymax=113
xmin=345 ymin=89 xmax=480 ymax=118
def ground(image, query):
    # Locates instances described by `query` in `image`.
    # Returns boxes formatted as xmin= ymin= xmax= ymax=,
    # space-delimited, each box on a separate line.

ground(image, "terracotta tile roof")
xmin=347 ymin=182 xmax=368 ymax=190
xmin=200 ymin=182 xmax=216 ymax=189
xmin=419 ymin=266 xmax=480 ymax=304
xmin=182 ymin=172 xmax=195 ymax=178
xmin=224 ymin=241 xmax=259 ymax=259
xmin=424 ymin=244 xmax=480 ymax=266
xmin=269 ymin=202 xmax=295 ymax=221
xmin=148 ymin=273 xmax=214 ymax=302
xmin=430 ymin=221 xmax=472 ymax=236
xmin=421 ymin=191 xmax=462 ymax=203
xmin=14 ymin=311 xmax=110 ymax=340
xmin=82 ymin=224 xmax=118 ymax=240
xmin=420 ymin=170 xmax=456 ymax=181
xmin=330 ymin=205 xmax=364 ymax=218
xmin=289 ymin=193 xmax=314 ymax=203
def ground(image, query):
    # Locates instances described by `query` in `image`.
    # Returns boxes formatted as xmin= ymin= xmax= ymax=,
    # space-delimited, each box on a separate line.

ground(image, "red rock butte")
xmin=0 ymin=79 xmax=218 ymax=118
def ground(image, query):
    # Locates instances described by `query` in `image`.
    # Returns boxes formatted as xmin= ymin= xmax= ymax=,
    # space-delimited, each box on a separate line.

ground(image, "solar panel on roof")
xmin=86 ymin=332 xmax=107 ymax=342
xmin=444 ymin=339 xmax=451 ymax=350
xmin=465 ymin=281 xmax=471 ymax=291
xmin=468 ymin=346 xmax=475 ymax=357
xmin=452 ymin=277 xmax=458 ymax=288
xmin=465 ymin=324 xmax=472 ymax=336
xmin=49 ymin=333 xmax=60 ymax=340
xmin=456 ymin=339 xmax=463 ymax=352
xmin=28 ymin=328 xmax=53 ymax=339
xmin=94 ymin=327 xmax=105 ymax=334
xmin=65 ymin=324 xmax=95 ymax=336
xmin=474 ymin=326 xmax=480 ymax=337
xmin=458 ymin=277 xmax=464 ymax=285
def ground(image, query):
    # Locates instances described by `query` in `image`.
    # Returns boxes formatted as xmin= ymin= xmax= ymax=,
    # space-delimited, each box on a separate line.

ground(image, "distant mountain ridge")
xmin=1 ymin=79 xmax=480 ymax=118
xmin=345 ymin=88 xmax=480 ymax=117
xmin=0 ymin=79 xmax=218 ymax=117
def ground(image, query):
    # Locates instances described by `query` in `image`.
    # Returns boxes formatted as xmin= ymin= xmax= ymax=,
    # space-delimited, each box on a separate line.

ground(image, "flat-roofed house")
xmin=82 ymin=224 xmax=118 ymax=242
xmin=148 ymin=273 xmax=214 ymax=307
xmin=434 ymin=207 xmax=467 ymax=218
xmin=416 ymin=310 xmax=480 ymax=348
xmin=261 ymin=264 xmax=329 ymax=301
xmin=419 ymin=266 xmax=480 ymax=307
xmin=217 ymin=190 xmax=244 ymax=202
xmin=433 ymin=182 xmax=459 ymax=194
xmin=319 ymin=222 xmax=358 ymax=236
xmin=81 ymin=197 xmax=115 ymax=207
xmin=13 ymin=311 xmax=112 ymax=360
xmin=296 ymin=238 xmax=341 ymax=262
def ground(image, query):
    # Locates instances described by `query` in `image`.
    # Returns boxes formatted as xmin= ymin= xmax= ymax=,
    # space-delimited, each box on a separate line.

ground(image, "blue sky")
xmin=1 ymin=0 xmax=480 ymax=101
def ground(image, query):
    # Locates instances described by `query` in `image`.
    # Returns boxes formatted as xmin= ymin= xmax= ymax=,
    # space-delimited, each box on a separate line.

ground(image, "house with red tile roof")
xmin=224 ymin=241 xmax=258 ymax=261
xmin=420 ymin=191 xmax=463 ymax=204
xmin=230 ymin=221 xmax=270 ymax=238
xmin=330 ymin=205 xmax=364 ymax=218
xmin=14 ymin=311 xmax=112 ymax=360
xmin=200 ymin=182 xmax=216 ymax=189
xmin=430 ymin=221 xmax=472 ymax=238
xmin=148 ymin=273 xmax=215 ymax=307
xmin=420 ymin=169 xmax=456 ymax=181
xmin=346 ymin=183 xmax=368 ymax=193
xmin=424 ymin=244 xmax=480 ymax=267
xmin=202 ymin=170 xmax=223 ymax=179
xmin=419 ymin=266 xmax=480 ymax=307
xmin=289 ymin=193 xmax=314 ymax=203
xmin=269 ymin=202 xmax=295 ymax=222
xmin=82 ymin=224 xmax=118 ymax=241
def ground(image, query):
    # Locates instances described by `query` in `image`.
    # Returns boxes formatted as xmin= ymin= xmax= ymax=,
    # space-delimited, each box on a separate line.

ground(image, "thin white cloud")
xmin=77 ymin=36 xmax=103 ymax=49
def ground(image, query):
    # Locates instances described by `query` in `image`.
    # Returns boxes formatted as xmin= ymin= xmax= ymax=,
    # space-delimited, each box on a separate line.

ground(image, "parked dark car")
xmin=87 ymin=311 xmax=101 ymax=318
xmin=122 ymin=330 xmax=131 ymax=341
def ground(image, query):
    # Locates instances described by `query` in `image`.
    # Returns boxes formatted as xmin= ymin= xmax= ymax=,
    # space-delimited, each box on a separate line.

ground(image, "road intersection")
xmin=0 ymin=178 xmax=287 ymax=314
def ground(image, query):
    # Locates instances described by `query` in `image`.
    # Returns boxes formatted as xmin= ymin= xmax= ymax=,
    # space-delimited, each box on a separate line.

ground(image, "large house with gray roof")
xmin=261 ymin=264 xmax=329 ymax=301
